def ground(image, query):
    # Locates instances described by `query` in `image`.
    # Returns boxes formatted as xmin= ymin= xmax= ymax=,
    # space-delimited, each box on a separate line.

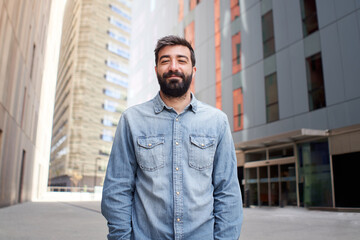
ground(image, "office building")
xmin=0 ymin=0 xmax=64 ymax=207
xmin=49 ymin=0 xmax=131 ymax=188
xmin=129 ymin=0 xmax=360 ymax=209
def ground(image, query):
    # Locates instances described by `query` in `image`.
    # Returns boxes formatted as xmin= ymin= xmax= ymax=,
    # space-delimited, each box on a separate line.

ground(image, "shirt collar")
xmin=153 ymin=92 xmax=198 ymax=114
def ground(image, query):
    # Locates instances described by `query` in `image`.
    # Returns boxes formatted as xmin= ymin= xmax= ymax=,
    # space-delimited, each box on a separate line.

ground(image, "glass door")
xmin=246 ymin=167 xmax=258 ymax=206
xmin=270 ymin=165 xmax=279 ymax=206
xmin=259 ymin=166 xmax=269 ymax=206
xmin=280 ymin=163 xmax=297 ymax=206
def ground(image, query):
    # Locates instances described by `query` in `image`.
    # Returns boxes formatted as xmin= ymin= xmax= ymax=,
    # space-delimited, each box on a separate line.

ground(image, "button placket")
xmin=173 ymin=114 xmax=183 ymax=239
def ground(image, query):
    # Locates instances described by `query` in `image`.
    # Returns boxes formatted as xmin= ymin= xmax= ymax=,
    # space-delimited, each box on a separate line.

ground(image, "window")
xmin=105 ymin=59 xmax=129 ymax=75
xmin=103 ymin=100 xmax=125 ymax=113
xmin=101 ymin=129 xmax=114 ymax=142
xmin=109 ymin=4 xmax=131 ymax=20
xmin=246 ymin=151 xmax=266 ymax=162
xmin=269 ymin=146 xmax=294 ymax=159
xmin=103 ymin=87 xmax=122 ymax=99
xmin=0 ymin=130 xmax=2 ymax=160
xmin=99 ymin=146 xmax=111 ymax=156
xmin=116 ymin=0 xmax=131 ymax=8
xmin=102 ymin=115 xmax=117 ymax=127
xmin=262 ymin=10 xmax=275 ymax=58
xmin=232 ymin=32 xmax=241 ymax=74
xmin=233 ymin=88 xmax=244 ymax=131
xmin=230 ymin=0 xmax=240 ymax=21
xmin=306 ymin=53 xmax=326 ymax=111
xmin=51 ymin=135 xmax=67 ymax=153
xmin=300 ymin=0 xmax=318 ymax=37
xmin=107 ymin=29 xmax=130 ymax=46
xmin=105 ymin=71 xmax=128 ymax=88
xmin=18 ymin=150 xmax=26 ymax=203
xmin=265 ymin=72 xmax=279 ymax=122
xmin=21 ymin=87 xmax=27 ymax=128
xmin=108 ymin=16 xmax=131 ymax=33
xmin=107 ymin=42 xmax=130 ymax=59
xmin=103 ymin=100 xmax=118 ymax=112
xmin=30 ymin=44 xmax=36 ymax=79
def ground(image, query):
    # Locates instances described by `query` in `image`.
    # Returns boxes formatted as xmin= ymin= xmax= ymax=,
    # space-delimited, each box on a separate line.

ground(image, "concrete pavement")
xmin=0 ymin=202 xmax=359 ymax=240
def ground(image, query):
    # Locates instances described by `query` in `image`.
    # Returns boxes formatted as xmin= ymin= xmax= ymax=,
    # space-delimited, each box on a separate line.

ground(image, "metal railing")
xmin=47 ymin=186 xmax=96 ymax=193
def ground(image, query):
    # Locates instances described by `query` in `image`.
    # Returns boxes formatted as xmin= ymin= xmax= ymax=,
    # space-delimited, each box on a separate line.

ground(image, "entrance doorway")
xmin=245 ymin=161 xmax=297 ymax=207
xmin=332 ymin=152 xmax=360 ymax=208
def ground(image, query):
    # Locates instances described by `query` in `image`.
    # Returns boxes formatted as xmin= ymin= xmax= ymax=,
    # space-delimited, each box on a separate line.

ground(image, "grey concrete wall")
xmin=129 ymin=0 xmax=360 ymax=144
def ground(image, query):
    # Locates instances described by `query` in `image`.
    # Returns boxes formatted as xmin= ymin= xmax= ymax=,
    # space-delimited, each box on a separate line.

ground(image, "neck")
xmin=159 ymin=90 xmax=191 ymax=114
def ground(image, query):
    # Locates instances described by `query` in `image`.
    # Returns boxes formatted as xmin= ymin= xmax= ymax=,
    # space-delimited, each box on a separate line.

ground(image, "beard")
xmin=157 ymin=70 xmax=193 ymax=98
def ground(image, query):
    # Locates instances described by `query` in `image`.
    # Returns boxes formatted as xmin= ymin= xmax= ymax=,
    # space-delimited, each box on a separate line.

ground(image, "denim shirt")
xmin=101 ymin=93 xmax=243 ymax=240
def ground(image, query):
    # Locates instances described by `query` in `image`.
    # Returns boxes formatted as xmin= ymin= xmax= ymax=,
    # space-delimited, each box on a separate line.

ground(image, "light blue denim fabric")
xmin=101 ymin=92 xmax=243 ymax=240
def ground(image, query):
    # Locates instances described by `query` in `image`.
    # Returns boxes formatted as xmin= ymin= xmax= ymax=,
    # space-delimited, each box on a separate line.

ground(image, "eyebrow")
xmin=159 ymin=55 xmax=189 ymax=61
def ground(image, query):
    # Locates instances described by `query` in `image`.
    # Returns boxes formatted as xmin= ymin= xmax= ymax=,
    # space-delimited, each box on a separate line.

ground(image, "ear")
xmin=192 ymin=66 xmax=197 ymax=78
xmin=155 ymin=66 xmax=158 ymax=74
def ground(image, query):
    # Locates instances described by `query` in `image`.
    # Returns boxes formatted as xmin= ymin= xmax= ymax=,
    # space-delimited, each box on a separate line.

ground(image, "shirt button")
xmin=148 ymin=143 xmax=152 ymax=147
xmin=176 ymin=118 xmax=179 ymax=121
xmin=175 ymin=142 xmax=179 ymax=145
xmin=176 ymin=191 xmax=180 ymax=195
xmin=201 ymin=143 xmax=204 ymax=147
xmin=175 ymin=167 xmax=179 ymax=171
xmin=177 ymin=218 xmax=180 ymax=222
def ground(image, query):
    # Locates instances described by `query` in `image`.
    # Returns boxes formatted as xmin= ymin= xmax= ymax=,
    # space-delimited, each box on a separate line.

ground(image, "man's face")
xmin=155 ymin=45 xmax=196 ymax=98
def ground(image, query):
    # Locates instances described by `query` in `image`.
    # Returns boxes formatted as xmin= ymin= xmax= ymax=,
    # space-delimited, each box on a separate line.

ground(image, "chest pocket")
xmin=189 ymin=135 xmax=216 ymax=170
xmin=136 ymin=135 xmax=165 ymax=171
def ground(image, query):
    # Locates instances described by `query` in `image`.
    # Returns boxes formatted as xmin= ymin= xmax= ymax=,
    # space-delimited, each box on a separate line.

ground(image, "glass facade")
xmin=244 ymin=145 xmax=298 ymax=207
xmin=298 ymin=140 xmax=333 ymax=207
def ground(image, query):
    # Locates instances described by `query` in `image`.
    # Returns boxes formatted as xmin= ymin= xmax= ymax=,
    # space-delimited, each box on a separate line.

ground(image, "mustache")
xmin=163 ymin=70 xmax=185 ymax=79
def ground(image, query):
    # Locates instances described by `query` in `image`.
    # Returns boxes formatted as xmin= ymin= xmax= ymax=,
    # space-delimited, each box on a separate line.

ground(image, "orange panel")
xmin=215 ymin=32 xmax=221 ymax=47
xmin=185 ymin=21 xmax=195 ymax=92
xmin=190 ymin=0 xmax=196 ymax=11
xmin=215 ymin=46 xmax=221 ymax=69
xmin=178 ymin=0 xmax=184 ymax=22
xmin=184 ymin=21 xmax=195 ymax=48
xmin=214 ymin=0 xmax=222 ymax=110
xmin=230 ymin=0 xmax=239 ymax=7
xmin=231 ymin=5 xmax=240 ymax=21
xmin=216 ymin=96 xmax=222 ymax=109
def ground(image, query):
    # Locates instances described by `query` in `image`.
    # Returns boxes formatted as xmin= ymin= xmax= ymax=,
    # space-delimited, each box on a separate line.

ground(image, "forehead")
xmin=158 ymin=45 xmax=191 ymax=59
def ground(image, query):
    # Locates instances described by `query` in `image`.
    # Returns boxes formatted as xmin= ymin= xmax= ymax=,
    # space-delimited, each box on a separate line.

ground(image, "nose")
xmin=169 ymin=59 xmax=179 ymax=71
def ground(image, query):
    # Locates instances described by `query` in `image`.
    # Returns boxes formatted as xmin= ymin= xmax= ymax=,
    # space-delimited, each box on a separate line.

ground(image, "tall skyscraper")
xmin=129 ymin=0 xmax=360 ymax=209
xmin=49 ymin=0 xmax=131 ymax=188
xmin=0 ymin=0 xmax=65 ymax=207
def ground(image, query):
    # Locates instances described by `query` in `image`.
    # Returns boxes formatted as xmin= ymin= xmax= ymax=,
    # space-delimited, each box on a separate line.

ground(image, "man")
xmin=101 ymin=35 xmax=243 ymax=240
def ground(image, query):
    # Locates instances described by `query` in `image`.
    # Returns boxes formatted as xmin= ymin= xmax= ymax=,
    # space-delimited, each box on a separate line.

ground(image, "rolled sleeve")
xmin=212 ymin=117 xmax=243 ymax=240
xmin=101 ymin=112 xmax=137 ymax=240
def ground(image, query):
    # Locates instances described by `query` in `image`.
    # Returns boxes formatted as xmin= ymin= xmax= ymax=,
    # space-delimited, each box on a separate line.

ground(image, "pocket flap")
xmin=137 ymin=136 xmax=165 ymax=149
xmin=190 ymin=135 xmax=216 ymax=149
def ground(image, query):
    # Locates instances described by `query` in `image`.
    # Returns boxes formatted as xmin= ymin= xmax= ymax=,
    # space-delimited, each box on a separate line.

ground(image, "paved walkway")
xmin=0 ymin=202 xmax=359 ymax=240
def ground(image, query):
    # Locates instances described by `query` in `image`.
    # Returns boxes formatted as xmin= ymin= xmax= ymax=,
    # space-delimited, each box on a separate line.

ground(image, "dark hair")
xmin=154 ymin=35 xmax=196 ymax=67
